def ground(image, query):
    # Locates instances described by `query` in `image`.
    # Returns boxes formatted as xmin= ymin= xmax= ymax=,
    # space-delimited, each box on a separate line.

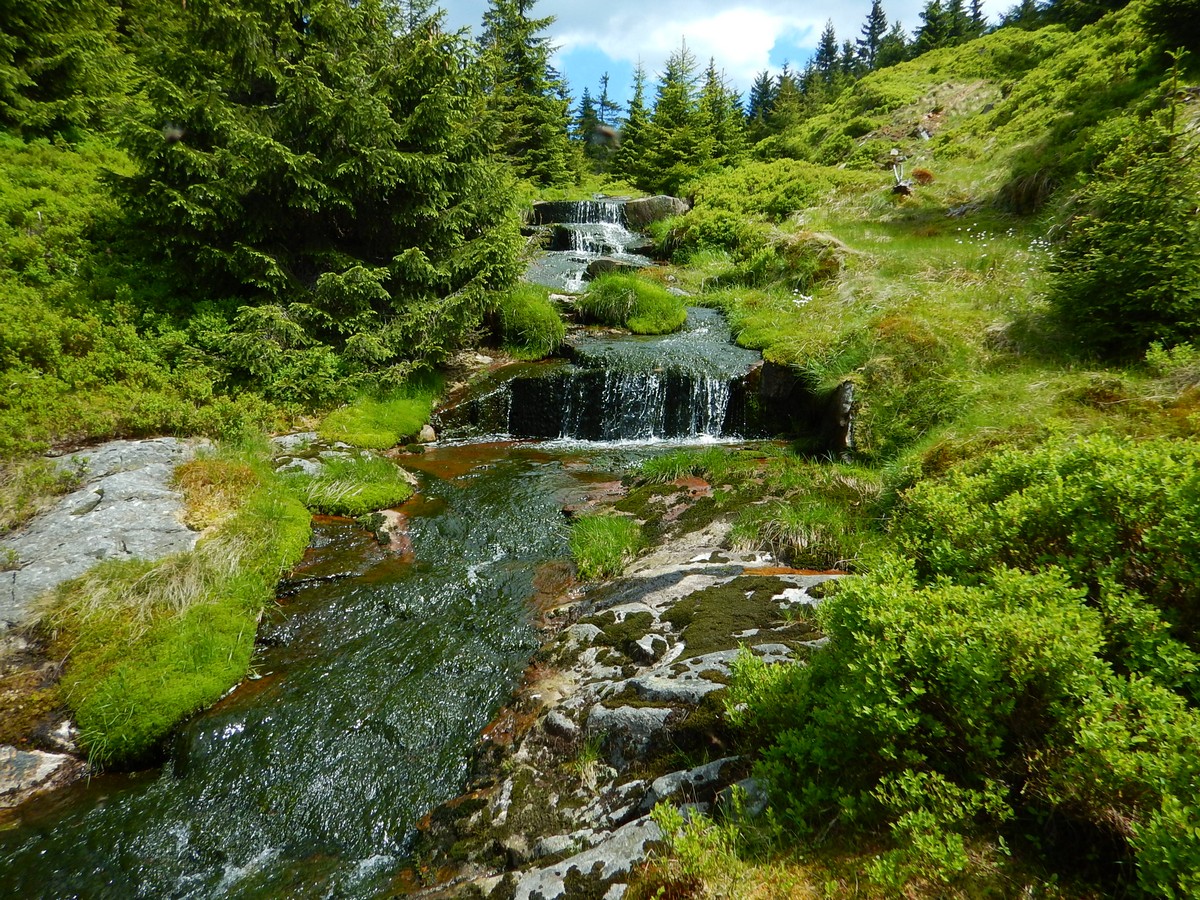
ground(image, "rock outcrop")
xmin=623 ymin=196 xmax=690 ymax=229
xmin=0 ymin=437 xmax=208 ymax=627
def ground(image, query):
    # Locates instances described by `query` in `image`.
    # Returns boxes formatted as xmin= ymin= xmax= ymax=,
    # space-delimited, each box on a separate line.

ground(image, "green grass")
xmin=569 ymin=514 xmax=642 ymax=580
xmin=496 ymin=283 xmax=566 ymax=360
xmin=577 ymin=273 xmax=687 ymax=335
xmin=42 ymin=442 xmax=312 ymax=766
xmin=284 ymin=454 xmax=415 ymax=517
xmin=318 ymin=384 xmax=436 ymax=450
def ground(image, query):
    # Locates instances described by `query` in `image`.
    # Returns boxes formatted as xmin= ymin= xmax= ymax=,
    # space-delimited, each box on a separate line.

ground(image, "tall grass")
xmin=570 ymin=514 xmax=642 ymax=580
xmin=496 ymin=283 xmax=565 ymax=360
xmin=283 ymin=454 xmax=415 ymax=517
xmin=577 ymin=273 xmax=687 ymax=335
xmin=40 ymin=444 xmax=312 ymax=766
xmin=318 ymin=381 xmax=437 ymax=449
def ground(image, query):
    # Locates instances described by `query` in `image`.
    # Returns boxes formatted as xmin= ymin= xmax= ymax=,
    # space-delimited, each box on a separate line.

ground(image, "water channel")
xmin=0 ymin=201 xmax=765 ymax=898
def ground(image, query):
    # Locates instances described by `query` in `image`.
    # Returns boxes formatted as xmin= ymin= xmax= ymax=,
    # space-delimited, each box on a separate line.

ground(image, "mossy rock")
xmin=664 ymin=576 xmax=807 ymax=658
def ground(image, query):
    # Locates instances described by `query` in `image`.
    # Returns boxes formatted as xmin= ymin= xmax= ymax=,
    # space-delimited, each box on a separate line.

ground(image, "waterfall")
xmin=525 ymin=198 xmax=652 ymax=292
xmin=436 ymin=308 xmax=764 ymax=444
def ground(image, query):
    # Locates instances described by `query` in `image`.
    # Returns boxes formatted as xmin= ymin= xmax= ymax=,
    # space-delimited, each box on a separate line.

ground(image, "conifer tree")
xmin=914 ymin=0 xmax=951 ymax=55
xmin=857 ymin=0 xmax=890 ymax=69
xmin=642 ymin=40 xmax=710 ymax=195
xmin=480 ymin=0 xmax=577 ymax=185
xmin=746 ymin=69 xmax=777 ymax=141
xmin=698 ymin=58 xmax=745 ymax=167
xmin=968 ymin=0 xmax=989 ymax=35
xmin=769 ymin=63 xmax=805 ymax=133
xmin=118 ymin=0 xmax=521 ymax=390
xmin=611 ymin=62 xmax=649 ymax=185
xmin=814 ymin=20 xmax=840 ymax=83
xmin=597 ymin=72 xmax=621 ymax=126
xmin=0 ymin=0 xmax=127 ymax=135
xmin=876 ymin=21 xmax=910 ymax=67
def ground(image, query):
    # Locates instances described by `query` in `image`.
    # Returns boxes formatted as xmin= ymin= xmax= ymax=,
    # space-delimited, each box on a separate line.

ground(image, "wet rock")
xmin=584 ymin=257 xmax=648 ymax=281
xmin=0 ymin=745 xmax=83 ymax=809
xmin=638 ymin=757 xmax=740 ymax=813
xmin=0 ymin=438 xmax=206 ymax=625
xmin=631 ymin=633 xmax=669 ymax=665
xmin=624 ymin=195 xmax=689 ymax=229
xmin=512 ymin=815 xmax=663 ymax=900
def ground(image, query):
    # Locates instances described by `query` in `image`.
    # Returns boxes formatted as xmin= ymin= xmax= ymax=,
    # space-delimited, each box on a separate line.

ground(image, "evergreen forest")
xmin=3 ymin=0 xmax=1200 ymax=895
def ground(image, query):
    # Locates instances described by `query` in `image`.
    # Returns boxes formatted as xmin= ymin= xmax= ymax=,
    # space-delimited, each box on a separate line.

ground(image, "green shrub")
xmin=577 ymin=273 xmax=687 ymax=335
xmin=1048 ymin=118 xmax=1200 ymax=358
xmin=496 ymin=283 xmax=565 ymax=359
xmin=893 ymin=434 xmax=1200 ymax=648
xmin=570 ymin=514 xmax=642 ymax=580
xmin=729 ymin=559 xmax=1200 ymax=893
xmin=318 ymin=384 xmax=436 ymax=449
xmin=284 ymin=454 xmax=415 ymax=517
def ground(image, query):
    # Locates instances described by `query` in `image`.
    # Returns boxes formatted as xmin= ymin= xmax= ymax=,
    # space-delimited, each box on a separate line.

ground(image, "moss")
xmin=284 ymin=454 xmax=414 ymax=517
xmin=577 ymin=610 xmax=657 ymax=661
xmin=318 ymin=384 xmax=436 ymax=450
xmin=664 ymin=576 xmax=808 ymax=658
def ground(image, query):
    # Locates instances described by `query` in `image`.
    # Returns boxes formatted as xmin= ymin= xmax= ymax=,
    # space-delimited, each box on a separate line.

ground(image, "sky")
xmin=435 ymin=0 xmax=1014 ymax=108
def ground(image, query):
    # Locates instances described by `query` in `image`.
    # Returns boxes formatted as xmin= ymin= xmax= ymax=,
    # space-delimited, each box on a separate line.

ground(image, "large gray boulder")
xmin=623 ymin=196 xmax=689 ymax=229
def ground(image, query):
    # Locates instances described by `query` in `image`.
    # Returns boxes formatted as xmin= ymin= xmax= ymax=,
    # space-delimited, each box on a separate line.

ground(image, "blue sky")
xmin=436 ymin=1 xmax=1013 ymax=109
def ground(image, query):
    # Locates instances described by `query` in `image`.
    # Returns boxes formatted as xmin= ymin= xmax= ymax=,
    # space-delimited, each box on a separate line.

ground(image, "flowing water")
xmin=0 ymin=445 xmax=643 ymax=898
xmin=0 ymin=203 xmax=768 ymax=898
xmin=523 ymin=198 xmax=653 ymax=292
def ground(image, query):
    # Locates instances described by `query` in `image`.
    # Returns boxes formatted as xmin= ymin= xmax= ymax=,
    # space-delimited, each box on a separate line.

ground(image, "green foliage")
xmin=577 ymin=273 xmax=687 ymax=334
xmin=1048 ymin=117 xmax=1200 ymax=358
xmin=570 ymin=514 xmax=641 ymax=580
xmin=689 ymin=159 xmax=876 ymax=222
xmin=117 ymin=0 xmax=522 ymax=388
xmin=496 ymin=283 xmax=565 ymax=359
xmin=46 ymin=447 xmax=312 ymax=765
xmin=730 ymin=558 xmax=1200 ymax=893
xmin=894 ymin=434 xmax=1200 ymax=649
xmin=318 ymin=385 xmax=436 ymax=449
xmin=0 ymin=0 xmax=128 ymax=135
xmin=284 ymin=454 xmax=415 ymax=517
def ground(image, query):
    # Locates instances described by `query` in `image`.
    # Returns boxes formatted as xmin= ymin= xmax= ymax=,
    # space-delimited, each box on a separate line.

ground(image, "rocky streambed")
xmin=406 ymin=478 xmax=841 ymax=900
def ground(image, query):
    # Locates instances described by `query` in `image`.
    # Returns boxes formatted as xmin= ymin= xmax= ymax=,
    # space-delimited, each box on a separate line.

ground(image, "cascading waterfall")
xmin=525 ymin=197 xmax=652 ymax=292
xmin=437 ymin=307 xmax=763 ymax=444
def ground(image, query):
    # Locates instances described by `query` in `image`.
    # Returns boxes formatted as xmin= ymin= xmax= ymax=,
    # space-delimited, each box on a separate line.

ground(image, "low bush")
xmin=1048 ymin=117 xmax=1200 ymax=358
xmin=496 ymin=283 xmax=565 ymax=360
xmin=570 ymin=514 xmax=642 ymax=580
xmin=729 ymin=558 xmax=1200 ymax=894
xmin=577 ymin=273 xmax=687 ymax=335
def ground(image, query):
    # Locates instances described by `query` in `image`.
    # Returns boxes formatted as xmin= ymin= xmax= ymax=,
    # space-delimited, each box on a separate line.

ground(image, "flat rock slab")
xmin=1 ymin=437 xmax=206 ymax=626
xmin=0 ymin=745 xmax=83 ymax=809
xmin=514 ymin=815 xmax=663 ymax=900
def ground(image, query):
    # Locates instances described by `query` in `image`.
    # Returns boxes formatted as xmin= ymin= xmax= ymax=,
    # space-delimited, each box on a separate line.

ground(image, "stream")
xmin=0 ymin=201 xmax=765 ymax=898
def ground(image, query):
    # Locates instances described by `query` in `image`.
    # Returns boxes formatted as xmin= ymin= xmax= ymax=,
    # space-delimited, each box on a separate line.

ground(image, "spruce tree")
xmin=769 ymin=63 xmax=805 ymax=134
xmin=698 ymin=58 xmax=745 ymax=167
xmin=857 ymin=0 xmax=890 ymax=69
xmin=480 ymin=0 xmax=577 ymax=185
xmin=914 ymin=0 xmax=950 ymax=55
xmin=573 ymin=87 xmax=604 ymax=164
xmin=876 ymin=21 xmax=910 ymax=67
xmin=747 ymin=69 xmax=777 ymax=141
xmin=0 ymin=0 xmax=127 ymax=135
xmin=814 ymin=20 xmax=840 ymax=83
xmin=611 ymin=63 xmax=649 ymax=185
xmin=642 ymin=40 xmax=710 ymax=195
xmin=118 ymin=0 xmax=521 ymax=391
xmin=968 ymin=0 xmax=989 ymax=35
xmin=597 ymin=73 xmax=621 ymax=127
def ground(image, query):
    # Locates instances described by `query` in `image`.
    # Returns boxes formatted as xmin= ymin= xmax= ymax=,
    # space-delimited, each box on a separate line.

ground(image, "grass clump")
xmin=570 ymin=514 xmax=642 ymax=580
xmin=41 ymin=445 xmax=312 ymax=766
xmin=0 ymin=456 xmax=83 ymax=534
xmin=496 ymin=283 xmax=565 ymax=360
xmin=577 ymin=273 xmax=687 ymax=335
xmin=284 ymin=454 xmax=415 ymax=517
xmin=318 ymin=383 xmax=436 ymax=450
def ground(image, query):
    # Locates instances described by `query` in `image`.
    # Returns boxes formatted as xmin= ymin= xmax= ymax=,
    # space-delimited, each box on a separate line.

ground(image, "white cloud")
xmin=438 ymin=0 xmax=1018 ymax=84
